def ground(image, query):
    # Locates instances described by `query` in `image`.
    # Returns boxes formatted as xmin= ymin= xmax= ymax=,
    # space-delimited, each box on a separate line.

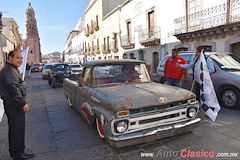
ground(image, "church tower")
xmin=24 ymin=2 xmax=41 ymax=63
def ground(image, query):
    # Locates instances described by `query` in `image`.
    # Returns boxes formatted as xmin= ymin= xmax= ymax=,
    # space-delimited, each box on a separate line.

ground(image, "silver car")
xmin=156 ymin=51 xmax=240 ymax=109
xmin=69 ymin=64 xmax=83 ymax=77
xmin=42 ymin=63 xmax=53 ymax=79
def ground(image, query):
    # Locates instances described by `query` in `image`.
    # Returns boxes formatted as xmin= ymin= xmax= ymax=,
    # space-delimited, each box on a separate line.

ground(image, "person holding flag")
xmin=0 ymin=50 xmax=35 ymax=160
xmin=176 ymin=47 xmax=220 ymax=121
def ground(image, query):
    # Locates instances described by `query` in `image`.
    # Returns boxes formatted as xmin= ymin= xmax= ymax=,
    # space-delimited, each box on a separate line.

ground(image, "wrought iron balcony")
xmin=94 ymin=45 xmax=100 ymax=54
xmin=101 ymin=44 xmax=111 ymax=54
xmin=89 ymin=25 xmax=94 ymax=34
xmin=78 ymin=48 xmax=85 ymax=54
xmin=93 ymin=21 xmax=99 ymax=31
xmin=85 ymin=27 xmax=89 ymax=37
xmin=138 ymin=26 xmax=161 ymax=47
xmin=174 ymin=0 xmax=240 ymax=34
xmin=110 ymin=41 xmax=118 ymax=53
xmin=121 ymin=34 xmax=135 ymax=49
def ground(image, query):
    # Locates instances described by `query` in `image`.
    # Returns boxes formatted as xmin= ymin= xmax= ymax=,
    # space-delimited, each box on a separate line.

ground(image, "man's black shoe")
xmin=14 ymin=153 xmax=35 ymax=160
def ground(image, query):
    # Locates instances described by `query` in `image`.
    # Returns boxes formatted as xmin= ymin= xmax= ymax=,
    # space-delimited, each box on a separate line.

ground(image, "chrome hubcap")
xmin=222 ymin=90 xmax=236 ymax=105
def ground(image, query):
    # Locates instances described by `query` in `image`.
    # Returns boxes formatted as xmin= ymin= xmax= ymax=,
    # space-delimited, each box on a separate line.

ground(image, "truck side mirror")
xmin=78 ymin=77 xmax=83 ymax=87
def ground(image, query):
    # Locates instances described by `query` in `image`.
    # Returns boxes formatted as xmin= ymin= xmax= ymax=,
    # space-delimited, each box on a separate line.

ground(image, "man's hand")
xmin=176 ymin=63 xmax=180 ymax=67
xmin=23 ymin=104 xmax=30 ymax=112
xmin=183 ymin=78 xmax=188 ymax=83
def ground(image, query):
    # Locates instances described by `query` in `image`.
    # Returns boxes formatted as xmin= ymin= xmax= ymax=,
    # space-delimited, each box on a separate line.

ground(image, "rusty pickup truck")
xmin=63 ymin=59 xmax=201 ymax=147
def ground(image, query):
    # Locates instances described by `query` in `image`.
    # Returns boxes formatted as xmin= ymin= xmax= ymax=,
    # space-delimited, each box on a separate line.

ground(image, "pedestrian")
xmin=164 ymin=48 xmax=188 ymax=87
xmin=26 ymin=63 xmax=31 ymax=78
xmin=0 ymin=50 xmax=35 ymax=160
xmin=176 ymin=47 xmax=215 ymax=101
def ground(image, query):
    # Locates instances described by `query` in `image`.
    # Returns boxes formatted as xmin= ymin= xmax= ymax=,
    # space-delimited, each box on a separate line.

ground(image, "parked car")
xmin=156 ymin=51 xmax=240 ymax=109
xmin=69 ymin=64 xmax=83 ymax=77
xmin=31 ymin=63 xmax=42 ymax=72
xmin=48 ymin=63 xmax=71 ymax=88
xmin=42 ymin=63 xmax=53 ymax=79
xmin=63 ymin=59 xmax=200 ymax=148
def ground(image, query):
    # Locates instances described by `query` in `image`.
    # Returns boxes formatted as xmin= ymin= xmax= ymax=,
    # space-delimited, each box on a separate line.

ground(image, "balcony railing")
xmin=110 ymin=41 xmax=118 ymax=53
xmin=138 ymin=26 xmax=161 ymax=42
xmin=94 ymin=45 xmax=100 ymax=54
xmin=89 ymin=25 xmax=94 ymax=34
xmin=121 ymin=34 xmax=135 ymax=49
xmin=93 ymin=21 xmax=99 ymax=31
xmin=138 ymin=27 xmax=161 ymax=47
xmin=174 ymin=0 xmax=240 ymax=34
xmin=85 ymin=27 xmax=89 ymax=37
xmin=101 ymin=44 xmax=110 ymax=54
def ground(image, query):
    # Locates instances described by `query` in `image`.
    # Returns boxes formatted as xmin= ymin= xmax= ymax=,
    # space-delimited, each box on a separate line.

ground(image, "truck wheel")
xmin=96 ymin=118 xmax=105 ymax=139
xmin=51 ymin=77 xmax=57 ymax=88
xmin=48 ymin=76 xmax=51 ymax=85
xmin=219 ymin=86 xmax=240 ymax=109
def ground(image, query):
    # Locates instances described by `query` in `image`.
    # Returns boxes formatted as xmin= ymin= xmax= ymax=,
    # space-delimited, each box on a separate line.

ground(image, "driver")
xmin=113 ymin=65 xmax=139 ymax=82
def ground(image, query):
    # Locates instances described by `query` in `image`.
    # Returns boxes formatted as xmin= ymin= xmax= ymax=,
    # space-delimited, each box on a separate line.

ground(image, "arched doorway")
xmin=130 ymin=53 xmax=136 ymax=59
xmin=231 ymin=42 xmax=240 ymax=56
xmin=123 ymin=53 xmax=127 ymax=59
xmin=152 ymin=52 xmax=159 ymax=73
xmin=178 ymin=47 xmax=188 ymax=51
xmin=197 ymin=45 xmax=212 ymax=52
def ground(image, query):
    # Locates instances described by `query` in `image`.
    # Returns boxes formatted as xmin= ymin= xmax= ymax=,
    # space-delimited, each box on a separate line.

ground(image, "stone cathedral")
xmin=22 ymin=2 xmax=42 ymax=63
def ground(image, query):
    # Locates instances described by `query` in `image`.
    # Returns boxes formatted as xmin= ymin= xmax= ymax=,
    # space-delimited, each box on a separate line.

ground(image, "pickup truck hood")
xmin=91 ymin=83 xmax=196 ymax=111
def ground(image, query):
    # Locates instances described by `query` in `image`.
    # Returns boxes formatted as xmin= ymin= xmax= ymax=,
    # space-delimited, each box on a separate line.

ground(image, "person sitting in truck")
xmin=113 ymin=65 xmax=139 ymax=83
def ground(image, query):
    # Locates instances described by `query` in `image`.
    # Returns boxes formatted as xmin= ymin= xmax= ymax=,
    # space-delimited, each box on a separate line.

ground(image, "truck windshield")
xmin=92 ymin=63 xmax=151 ymax=86
xmin=210 ymin=54 xmax=240 ymax=70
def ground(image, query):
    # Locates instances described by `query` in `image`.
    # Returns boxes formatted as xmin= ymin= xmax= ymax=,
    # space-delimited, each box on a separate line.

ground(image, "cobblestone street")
xmin=0 ymin=73 xmax=240 ymax=160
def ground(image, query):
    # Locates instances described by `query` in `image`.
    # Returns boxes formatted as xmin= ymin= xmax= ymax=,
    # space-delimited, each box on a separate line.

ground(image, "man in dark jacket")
xmin=0 ymin=50 xmax=35 ymax=160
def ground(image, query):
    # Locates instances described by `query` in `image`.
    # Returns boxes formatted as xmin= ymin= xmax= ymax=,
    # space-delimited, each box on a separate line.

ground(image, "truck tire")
xmin=51 ymin=77 xmax=57 ymax=88
xmin=219 ymin=86 xmax=240 ymax=109
xmin=48 ymin=75 xmax=51 ymax=85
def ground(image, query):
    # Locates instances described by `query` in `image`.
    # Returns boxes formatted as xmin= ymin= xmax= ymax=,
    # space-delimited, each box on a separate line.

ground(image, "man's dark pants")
xmin=194 ymin=81 xmax=200 ymax=101
xmin=3 ymin=101 xmax=25 ymax=158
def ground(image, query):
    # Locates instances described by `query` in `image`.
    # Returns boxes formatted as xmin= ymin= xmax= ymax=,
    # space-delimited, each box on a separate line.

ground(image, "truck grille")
xmin=129 ymin=100 xmax=188 ymax=115
xmin=139 ymin=113 xmax=180 ymax=124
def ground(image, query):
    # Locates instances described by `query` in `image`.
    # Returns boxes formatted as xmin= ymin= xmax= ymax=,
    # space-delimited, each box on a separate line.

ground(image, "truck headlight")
xmin=114 ymin=120 xmax=128 ymax=133
xmin=187 ymin=107 xmax=198 ymax=118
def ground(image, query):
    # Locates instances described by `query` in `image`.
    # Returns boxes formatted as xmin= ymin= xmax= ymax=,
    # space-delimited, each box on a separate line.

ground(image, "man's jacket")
xmin=0 ymin=62 xmax=26 ymax=107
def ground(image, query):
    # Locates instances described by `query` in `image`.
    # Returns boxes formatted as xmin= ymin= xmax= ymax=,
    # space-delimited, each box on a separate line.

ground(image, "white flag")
xmin=195 ymin=50 xmax=221 ymax=121
xmin=0 ymin=98 xmax=4 ymax=122
xmin=18 ymin=47 xmax=29 ymax=80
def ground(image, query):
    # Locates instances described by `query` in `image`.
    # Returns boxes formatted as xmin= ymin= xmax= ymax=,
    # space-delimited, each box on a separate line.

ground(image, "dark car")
xmin=63 ymin=59 xmax=200 ymax=147
xmin=48 ymin=63 xmax=71 ymax=88
xmin=31 ymin=63 xmax=42 ymax=72
xmin=156 ymin=51 xmax=240 ymax=109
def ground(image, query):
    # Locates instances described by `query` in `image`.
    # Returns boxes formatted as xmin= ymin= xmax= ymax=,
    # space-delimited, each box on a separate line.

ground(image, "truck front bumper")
xmin=109 ymin=118 xmax=201 ymax=148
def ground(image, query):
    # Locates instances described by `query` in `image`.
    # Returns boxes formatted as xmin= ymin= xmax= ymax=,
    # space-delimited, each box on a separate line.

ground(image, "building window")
xmin=107 ymin=36 xmax=110 ymax=51
xmin=198 ymin=45 xmax=212 ymax=52
xmin=188 ymin=0 xmax=201 ymax=28
xmin=127 ymin=21 xmax=131 ymax=38
xmin=123 ymin=53 xmax=127 ymax=59
xmin=130 ymin=53 xmax=136 ymax=59
xmin=104 ymin=38 xmax=106 ymax=50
